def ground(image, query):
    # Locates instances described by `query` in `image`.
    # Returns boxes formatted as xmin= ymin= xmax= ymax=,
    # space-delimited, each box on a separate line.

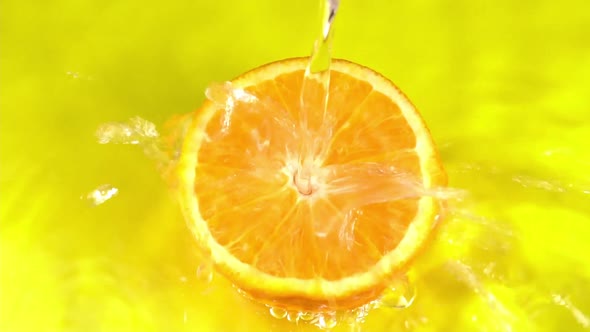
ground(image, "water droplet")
xmin=269 ymin=306 xmax=288 ymax=319
xmin=82 ymin=184 xmax=119 ymax=206
xmin=314 ymin=312 xmax=337 ymax=330
xmin=379 ymin=277 xmax=416 ymax=309
xmin=196 ymin=264 xmax=213 ymax=283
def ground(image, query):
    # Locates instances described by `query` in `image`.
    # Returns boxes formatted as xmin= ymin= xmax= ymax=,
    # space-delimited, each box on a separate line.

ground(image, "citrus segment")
xmin=177 ymin=57 xmax=446 ymax=311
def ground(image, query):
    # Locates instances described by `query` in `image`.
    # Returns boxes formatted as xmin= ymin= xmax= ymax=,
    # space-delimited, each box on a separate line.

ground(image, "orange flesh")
xmin=193 ymin=69 xmax=425 ymax=282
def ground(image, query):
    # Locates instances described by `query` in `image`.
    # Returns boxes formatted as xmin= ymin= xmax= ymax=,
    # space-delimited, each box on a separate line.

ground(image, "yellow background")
xmin=1 ymin=0 xmax=589 ymax=331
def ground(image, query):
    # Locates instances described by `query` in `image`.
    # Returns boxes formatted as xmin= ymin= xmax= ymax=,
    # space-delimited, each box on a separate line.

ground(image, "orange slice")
xmin=176 ymin=57 xmax=446 ymax=312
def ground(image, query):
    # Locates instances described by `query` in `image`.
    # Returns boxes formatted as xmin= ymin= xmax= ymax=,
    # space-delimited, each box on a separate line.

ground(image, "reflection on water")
xmin=2 ymin=0 xmax=590 ymax=331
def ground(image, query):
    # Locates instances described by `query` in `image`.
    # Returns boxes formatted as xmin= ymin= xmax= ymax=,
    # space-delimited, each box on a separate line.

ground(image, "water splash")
xmin=205 ymin=82 xmax=259 ymax=135
xmin=511 ymin=173 xmax=590 ymax=196
xmin=190 ymin=77 xmax=471 ymax=331
xmin=267 ymin=306 xmax=366 ymax=330
xmin=66 ymin=70 xmax=93 ymax=81
xmin=299 ymin=311 xmax=316 ymax=321
xmin=196 ymin=263 xmax=214 ymax=283
xmin=314 ymin=312 xmax=338 ymax=330
xmin=96 ymin=116 xmax=159 ymax=145
xmin=205 ymin=82 xmax=258 ymax=106
xmin=82 ymin=184 xmax=119 ymax=206
xmin=443 ymin=260 xmax=517 ymax=332
xmin=95 ymin=116 xmax=173 ymax=176
xmin=378 ymin=276 xmax=417 ymax=309
xmin=157 ymin=2 xmax=590 ymax=331
xmin=320 ymin=162 xmax=466 ymax=208
xmin=58 ymin=257 xmax=153 ymax=330
xmin=286 ymin=310 xmax=301 ymax=323
xmin=453 ymin=162 xmax=590 ymax=197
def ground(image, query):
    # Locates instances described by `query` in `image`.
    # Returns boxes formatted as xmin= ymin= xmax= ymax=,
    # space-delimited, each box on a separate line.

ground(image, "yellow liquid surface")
xmin=2 ymin=1 xmax=590 ymax=331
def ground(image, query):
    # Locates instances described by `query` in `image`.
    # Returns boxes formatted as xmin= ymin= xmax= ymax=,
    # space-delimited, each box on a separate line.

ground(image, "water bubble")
xmin=341 ymin=304 xmax=373 ymax=326
xmin=379 ymin=277 xmax=416 ymax=309
xmin=82 ymin=184 xmax=119 ymax=206
xmin=286 ymin=311 xmax=300 ymax=323
xmin=299 ymin=312 xmax=315 ymax=321
xmin=196 ymin=264 xmax=213 ymax=283
xmin=314 ymin=312 xmax=337 ymax=330
xmin=269 ymin=306 xmax=288 ymax=319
